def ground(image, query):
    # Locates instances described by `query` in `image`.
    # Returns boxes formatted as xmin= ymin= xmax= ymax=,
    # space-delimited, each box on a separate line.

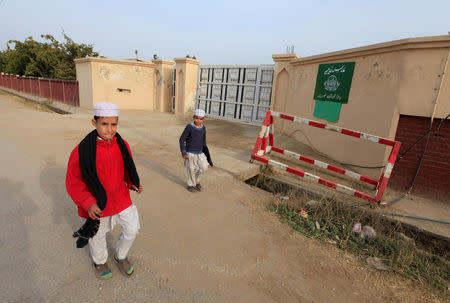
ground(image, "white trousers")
xmin=184 ymin=152 xmax=208 ymax=187
xmin=81 ymin=204 xmax=140 ymax=265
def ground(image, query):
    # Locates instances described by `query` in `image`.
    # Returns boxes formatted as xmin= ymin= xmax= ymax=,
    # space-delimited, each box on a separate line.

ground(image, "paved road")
xmin=0 ymin=92 xmax=428 ymax=303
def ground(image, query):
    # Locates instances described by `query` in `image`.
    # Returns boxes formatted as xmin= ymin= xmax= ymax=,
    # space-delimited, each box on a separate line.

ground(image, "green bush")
xmin=0 ymin=33 xmax=99 ymax=80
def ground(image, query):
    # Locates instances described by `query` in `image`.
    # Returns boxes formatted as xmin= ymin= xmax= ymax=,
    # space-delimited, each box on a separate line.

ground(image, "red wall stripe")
xmin=299 ymin=155 xmax=315 ymax=164
xmin=286 ymin=166 xmax=305 ymax=177
xmin=318 ymin=178 xmax=337 ymax=189
xmin=309 ymin=121 xmax=326 ymax=128
xmin=342 ymin=129 xmax=361 ymax=138
xmin=272 ymin=146 xmax=285 ymax=153
xmin=327 ymin=165 xmax=346 ymax=175
xmin=280 ymin=114 xmax=294 ymax=121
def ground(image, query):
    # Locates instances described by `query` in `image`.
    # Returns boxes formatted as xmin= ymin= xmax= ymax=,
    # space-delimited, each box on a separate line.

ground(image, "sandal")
xmin=93 ymin=263 xmax=112 ymax=279
xmin=187 ymin=186 xmax=197 ymax=192
xmin=114 ymin=253 xmax=134 ymax=276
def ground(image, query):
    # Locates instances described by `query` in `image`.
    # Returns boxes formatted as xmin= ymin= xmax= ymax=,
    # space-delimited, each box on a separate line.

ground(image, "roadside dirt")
xmin=0 ymin=91 xmax=442 ymax=302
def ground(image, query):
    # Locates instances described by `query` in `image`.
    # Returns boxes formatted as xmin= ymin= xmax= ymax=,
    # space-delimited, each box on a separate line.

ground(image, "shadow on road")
xmin=39 ymin=159 xmax=79 ymax=230
xmin=0 ymin=178 xmax=43 ymax=302
xmin=136 ymin=153 xmax=186 ymax=187
xmin=39 ymin=159 xmax=94 ymax=261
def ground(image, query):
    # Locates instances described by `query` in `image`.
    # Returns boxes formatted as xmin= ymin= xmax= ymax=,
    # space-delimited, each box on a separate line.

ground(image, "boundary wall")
xmin=74 ymin=57 xmax=200 ymax=115
xmin=270 ymin=36 xmax=450 ymax=200
xmin=0 ymin=73 xmax=79 ymax=107
xmin=75 ymin=57 xmax=157 ymax=111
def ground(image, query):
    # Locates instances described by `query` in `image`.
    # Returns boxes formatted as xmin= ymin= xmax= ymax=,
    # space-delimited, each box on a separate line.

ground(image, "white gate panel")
xmin=196 ymin=65 xmax=274 ymax=124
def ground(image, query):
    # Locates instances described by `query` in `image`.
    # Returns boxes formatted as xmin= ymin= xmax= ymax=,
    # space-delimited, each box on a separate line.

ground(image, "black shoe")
xmin=196 ymin=183 xmax=202 ymax=191
xmin=187 ymin=186 xmax=197 ymax=192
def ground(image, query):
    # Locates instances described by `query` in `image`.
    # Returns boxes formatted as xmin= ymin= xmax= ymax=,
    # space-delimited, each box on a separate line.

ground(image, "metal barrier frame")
xmin=251 ymin=110 xmax=401 ymax=203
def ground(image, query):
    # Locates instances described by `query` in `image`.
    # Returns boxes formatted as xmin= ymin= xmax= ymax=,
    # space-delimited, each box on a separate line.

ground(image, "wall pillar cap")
xmin=272 ymin=54 xmax=300 ymax=62
xmin=152 ymin=59 xmax=175 ymax=65
xmin=290 ymin=35 xmax=450 ymax=66
xmin=173 ymin=58 xmax=200 ymax=65
xmin=74 ymin=56 xmax=155 ymax=68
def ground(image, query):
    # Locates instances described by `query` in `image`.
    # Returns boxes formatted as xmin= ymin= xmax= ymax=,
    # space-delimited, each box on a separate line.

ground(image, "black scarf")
xmin=202 ymin=145 xmax=213 ymax=167
xmin=72 ymin=130 xmax=140 ymax=248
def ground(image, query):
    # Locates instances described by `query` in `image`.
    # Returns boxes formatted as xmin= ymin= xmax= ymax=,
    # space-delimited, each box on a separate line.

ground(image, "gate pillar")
xmin=173 ymin=57 xmax=200 ymax=114
xmin=152 ymin=59 xmax=175 ymax=113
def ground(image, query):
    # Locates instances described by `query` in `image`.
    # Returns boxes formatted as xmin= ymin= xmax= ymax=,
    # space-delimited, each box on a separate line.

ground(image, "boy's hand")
xmin=87 ymin=204 xmax=102 ymax=220
xmin=182 ymin=154 xmax=188 ymax=159
xmin=132 ymin=184 xmax=143 ymax=194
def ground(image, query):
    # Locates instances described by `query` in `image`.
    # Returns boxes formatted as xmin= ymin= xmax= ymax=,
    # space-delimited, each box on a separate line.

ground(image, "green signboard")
xmin=314 ymin=100 xmax=342 ymax=122
xmin=313 ymin=62 xmax=355 ymax=103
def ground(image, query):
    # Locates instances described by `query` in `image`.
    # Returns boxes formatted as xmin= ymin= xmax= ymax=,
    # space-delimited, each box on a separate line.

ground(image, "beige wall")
xmin=174 ymin=58 xmax=200 ymax=115
xmin=152 ymin=59 xmax=175 ymax=112
xmin=271 ymin=36 xmax=450 ymax=178
xmin=75 ymin=56 xmax=203 ymax=115
xmin=75 ymin=61 xmax=93 ymax=109
xmin=75 ymin=57 xmax=204 ymax=115
xmin=75 ymin=57 xmax=156 ymax=110
xmin=397 ymin=47 xmax=450 ymax=118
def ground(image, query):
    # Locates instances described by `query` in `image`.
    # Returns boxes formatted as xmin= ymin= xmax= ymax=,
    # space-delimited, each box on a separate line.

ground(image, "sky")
xmin=0 ymin=0 xmax=449 ymax=65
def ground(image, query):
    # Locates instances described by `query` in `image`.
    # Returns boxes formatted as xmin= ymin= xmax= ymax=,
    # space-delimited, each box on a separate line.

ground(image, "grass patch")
xmin=273 ymin=200 xmax=449 ymax=297
xmin=249 ymin=173 xmax=449 ymax=299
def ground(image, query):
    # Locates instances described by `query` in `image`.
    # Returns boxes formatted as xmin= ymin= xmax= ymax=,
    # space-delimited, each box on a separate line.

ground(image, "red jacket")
xmin=66 ymin=136 xmax=134 ymax=218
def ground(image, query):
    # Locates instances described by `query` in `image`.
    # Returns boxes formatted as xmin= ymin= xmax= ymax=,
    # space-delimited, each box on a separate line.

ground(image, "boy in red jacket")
xmin=66 ymin=102 xmax=142 ymax=279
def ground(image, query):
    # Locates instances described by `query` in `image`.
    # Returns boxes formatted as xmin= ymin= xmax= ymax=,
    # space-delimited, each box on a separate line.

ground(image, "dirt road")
xmin=0 ymin=92 xmax=431 ymax=302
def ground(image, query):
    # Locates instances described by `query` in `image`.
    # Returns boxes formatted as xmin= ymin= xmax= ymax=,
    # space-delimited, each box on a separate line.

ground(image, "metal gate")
xmin=196 ymin=65 xmax=274 ymax=124
xmin=172 ymin=67 xmax=176 ymax=111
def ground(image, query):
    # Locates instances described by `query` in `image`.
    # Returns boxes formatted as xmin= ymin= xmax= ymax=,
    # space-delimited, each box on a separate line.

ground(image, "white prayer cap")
xmin=194 ymin=109 xmax=205 ymax=117
xmin=93 ymin=102 xmax=119 ymax=117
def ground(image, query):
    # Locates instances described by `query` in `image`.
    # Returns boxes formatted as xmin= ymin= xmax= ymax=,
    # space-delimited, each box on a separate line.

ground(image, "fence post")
xmin=76 ymin=81 xmax=80 ymax=106
xmin=62 ymin=81 xmax=66 ymax=104
xmin=49 ymin=79 xmax=52 ymax=100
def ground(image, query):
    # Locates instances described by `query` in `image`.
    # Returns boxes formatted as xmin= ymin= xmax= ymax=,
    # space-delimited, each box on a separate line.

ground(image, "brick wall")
xmin=390 ymin=115 xmax=450 ymax=201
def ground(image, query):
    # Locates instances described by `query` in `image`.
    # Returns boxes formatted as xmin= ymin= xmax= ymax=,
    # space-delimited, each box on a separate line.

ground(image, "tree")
xmin=0 ymin=33 xmax=99 ymax=80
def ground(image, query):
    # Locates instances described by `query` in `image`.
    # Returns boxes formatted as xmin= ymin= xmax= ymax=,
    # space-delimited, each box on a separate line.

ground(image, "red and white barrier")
xmin=271 ymin=111 xmax=396 ymax=146
xmin=251 ymin=111 xmax=401 ymax=203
